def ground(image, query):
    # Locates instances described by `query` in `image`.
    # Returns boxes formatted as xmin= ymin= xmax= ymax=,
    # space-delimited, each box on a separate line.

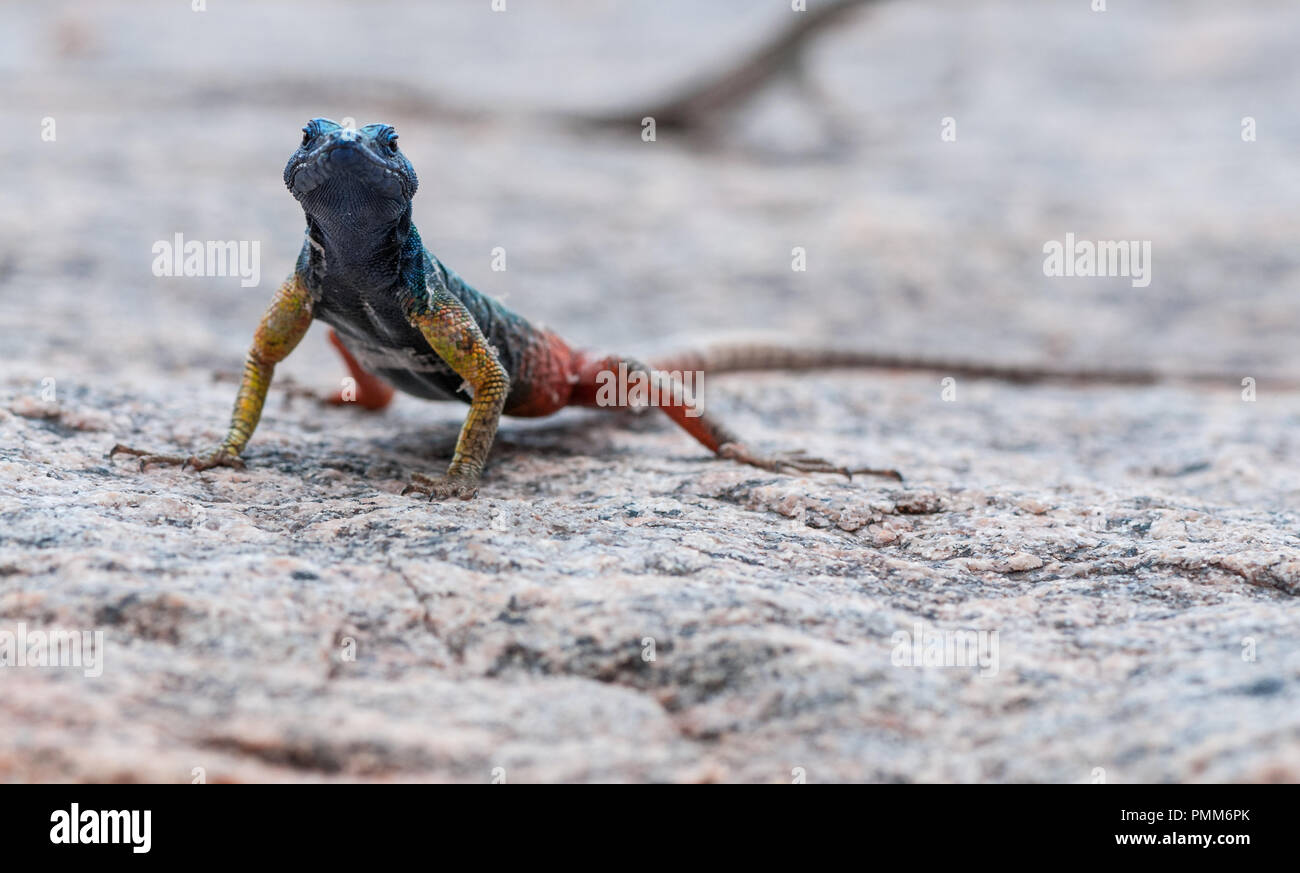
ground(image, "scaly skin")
xmin=123 ymin=119 xmax=1274 ymax=498
xmin=111 ymin=119 xmax=875 ymax=500
xmin=399 ymin=284 xmax=510 ymax=499
xmin=111 ymin=273 xmax=314 ymax=471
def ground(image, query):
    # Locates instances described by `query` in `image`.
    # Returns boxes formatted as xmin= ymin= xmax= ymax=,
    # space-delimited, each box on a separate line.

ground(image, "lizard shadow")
xmin=360 ymin=407 xmax=662 ymax=469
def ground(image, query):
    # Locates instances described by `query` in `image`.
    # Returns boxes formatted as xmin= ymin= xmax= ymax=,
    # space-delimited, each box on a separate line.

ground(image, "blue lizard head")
xmin=284 ymin=118 xmax=419 ymax=224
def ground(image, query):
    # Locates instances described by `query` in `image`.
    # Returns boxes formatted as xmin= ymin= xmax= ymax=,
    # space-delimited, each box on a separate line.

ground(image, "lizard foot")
xmin=401 ymin=472 xmax=479 ymax=501
xmin=108 ymin=443 xmax=245 ymax=472
xmin=718 ymin=443 xmax=903 ymax=482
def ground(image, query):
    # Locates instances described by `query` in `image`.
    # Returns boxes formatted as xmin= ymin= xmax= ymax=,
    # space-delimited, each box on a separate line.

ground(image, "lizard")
xmin=108 ymin=118 xmax=1256 ymax=500
xmin=111 ymin=118 xmax=911 ymax=499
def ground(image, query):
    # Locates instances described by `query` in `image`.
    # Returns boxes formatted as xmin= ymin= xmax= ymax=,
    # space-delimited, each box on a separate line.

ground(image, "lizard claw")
xmin=109 ymin=444 xmax=186 ymax=471
xmin=186 ymin=449 xmax=246 ymax=472
xmin=718 ymin=443 xmax=902 ymax=482
xmin=109 ymin=443 xmax=244 ymax=473
xmin=401 ymin=472 xmax=479 ymax=501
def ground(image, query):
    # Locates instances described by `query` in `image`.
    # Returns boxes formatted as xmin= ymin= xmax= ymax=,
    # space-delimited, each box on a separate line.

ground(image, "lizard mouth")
xmin=289 ymin=140 xmax=408 ymax=202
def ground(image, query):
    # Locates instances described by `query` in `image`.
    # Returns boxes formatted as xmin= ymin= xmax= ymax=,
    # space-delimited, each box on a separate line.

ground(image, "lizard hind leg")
xmin=569 ymin=352 xmax=902 ymax=481
xmin=326 ymin=329 xmax=395 ymax=411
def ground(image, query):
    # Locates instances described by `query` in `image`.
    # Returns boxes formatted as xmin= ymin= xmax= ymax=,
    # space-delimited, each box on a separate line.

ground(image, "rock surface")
xmin=1 ymin=0 xmax=1298 ymax=782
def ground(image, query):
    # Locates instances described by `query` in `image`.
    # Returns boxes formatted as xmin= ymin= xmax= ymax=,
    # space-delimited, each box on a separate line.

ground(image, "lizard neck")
xmin=305 ymin=203 xmax=416 ymax=289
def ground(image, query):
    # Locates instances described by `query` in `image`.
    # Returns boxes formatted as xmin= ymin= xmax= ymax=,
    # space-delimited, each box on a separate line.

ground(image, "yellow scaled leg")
xmin=110 ymin=274 xmax=314 ymax=471
xmin=399 ymin=287 xmax=510 ymax=500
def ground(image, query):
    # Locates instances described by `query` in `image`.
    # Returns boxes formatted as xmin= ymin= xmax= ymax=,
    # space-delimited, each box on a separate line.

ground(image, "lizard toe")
xmin=402 ymin=474 xmax=479 ymax=501
xmin=719 ymin=443 xmax=902 ymax=482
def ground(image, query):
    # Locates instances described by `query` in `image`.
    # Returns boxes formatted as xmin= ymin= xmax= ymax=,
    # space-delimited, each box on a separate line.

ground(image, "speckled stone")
xmin=1 ymin=0 xmax=1298 ymax=783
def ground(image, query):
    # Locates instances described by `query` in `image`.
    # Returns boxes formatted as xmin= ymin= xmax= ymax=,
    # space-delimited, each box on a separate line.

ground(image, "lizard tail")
xmin=649 ymin=344 xmax=1166 ymax=385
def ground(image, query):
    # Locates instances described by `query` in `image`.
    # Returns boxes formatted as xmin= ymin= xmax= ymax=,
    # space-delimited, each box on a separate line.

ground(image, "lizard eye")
xmin=380 ymin=127 xmax=399 ymax=153
xmin=301 ymin=119 xmax=323 ymax=147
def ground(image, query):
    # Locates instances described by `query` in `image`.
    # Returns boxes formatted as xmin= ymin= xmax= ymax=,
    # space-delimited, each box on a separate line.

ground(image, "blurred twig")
xmin=580 ymin=0 xmax=880 ymax=133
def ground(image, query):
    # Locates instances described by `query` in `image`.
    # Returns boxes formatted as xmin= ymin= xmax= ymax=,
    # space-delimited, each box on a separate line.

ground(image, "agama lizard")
xmin=108 ymin=119 xmax=1244 ymax=499
xmin=113 ymin=119 xmax=916 ymax=498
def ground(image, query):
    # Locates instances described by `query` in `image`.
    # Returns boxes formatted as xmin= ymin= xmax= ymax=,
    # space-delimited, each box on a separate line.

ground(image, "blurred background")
xmin=2 ymin=0 xmax=1300 ymax=785
xmin=2 ymin=0 xmax=1297 ymax=387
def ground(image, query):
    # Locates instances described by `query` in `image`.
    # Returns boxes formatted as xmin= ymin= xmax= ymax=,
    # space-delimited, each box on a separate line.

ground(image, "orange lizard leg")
xmin=327 ymin=329 xmax=395 ymax=411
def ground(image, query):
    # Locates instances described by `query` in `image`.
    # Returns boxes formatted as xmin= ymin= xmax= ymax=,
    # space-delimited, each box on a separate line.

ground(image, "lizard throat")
xmin=304 ymin=207 xmax=414 ymax=288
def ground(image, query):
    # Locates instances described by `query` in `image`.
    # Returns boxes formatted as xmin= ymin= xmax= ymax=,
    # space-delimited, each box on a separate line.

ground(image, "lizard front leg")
xmin=110 ymin=273 xmax=314 ymax=471
xmin=400 ymin=287 xmax=510 ymax=501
